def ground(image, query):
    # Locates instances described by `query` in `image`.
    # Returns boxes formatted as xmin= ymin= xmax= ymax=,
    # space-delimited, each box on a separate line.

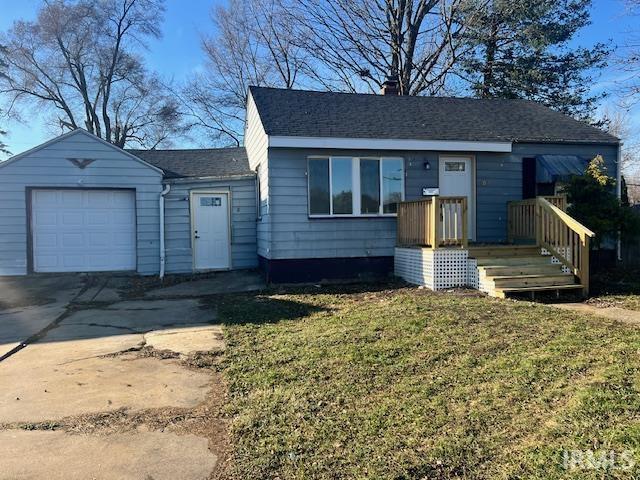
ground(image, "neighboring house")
xmin=0 ymin=83 xmax=621 ymax=297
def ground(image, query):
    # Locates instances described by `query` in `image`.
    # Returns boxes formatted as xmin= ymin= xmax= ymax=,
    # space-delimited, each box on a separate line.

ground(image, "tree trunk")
xmin=480 ymin=21 xmax=499 ymax=98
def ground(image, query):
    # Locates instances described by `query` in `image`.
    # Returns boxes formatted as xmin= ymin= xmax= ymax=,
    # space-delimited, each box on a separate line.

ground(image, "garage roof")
xmin=128 ymin=147 xmax=252 ymax=179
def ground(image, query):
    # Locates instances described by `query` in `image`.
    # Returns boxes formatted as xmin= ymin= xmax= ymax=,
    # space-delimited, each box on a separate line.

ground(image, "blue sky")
xmin=1 ymin=0 xmax=639 ymax=155
xmin=0 ymin=0 xmax=217 ymax=153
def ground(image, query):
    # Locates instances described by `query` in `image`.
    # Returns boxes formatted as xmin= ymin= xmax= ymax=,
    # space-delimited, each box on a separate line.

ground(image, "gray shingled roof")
xmin=249 ymin=86 xmax=619 ymax=145
xmin=128 ymin=147 xmax=252 ymax=179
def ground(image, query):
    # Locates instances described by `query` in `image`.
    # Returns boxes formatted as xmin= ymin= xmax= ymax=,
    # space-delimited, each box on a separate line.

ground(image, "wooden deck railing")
xmin=397 ymin=196 xmax=468 ymax=248
xmin=507 ymin=195 xmax=567 ymax=242
xmin=544 ymin=195 xmax=567 ymax=211
xmin=438 ymin=197 xmax=468 ymax=247
xmin=398 ymin=193 xmax=592 ymax=294
xmin=397 ymin=198 xmax=433 ymax=247
xmin=537 ymin=197 xmax=594 ymax=295
xmin=507 ymin=196 xmax=594 ymax=294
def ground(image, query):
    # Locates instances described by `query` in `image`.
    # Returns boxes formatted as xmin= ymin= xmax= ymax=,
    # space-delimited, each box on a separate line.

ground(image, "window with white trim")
xmin=307 ymin=157 xmax=404 ymax=216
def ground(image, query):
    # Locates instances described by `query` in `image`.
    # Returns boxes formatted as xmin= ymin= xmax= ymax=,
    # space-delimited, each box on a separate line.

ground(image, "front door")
xmin=439 ymin=156 xmax=475 ymax=240
xmin=192 ymin=192 xmax=231 ymax=270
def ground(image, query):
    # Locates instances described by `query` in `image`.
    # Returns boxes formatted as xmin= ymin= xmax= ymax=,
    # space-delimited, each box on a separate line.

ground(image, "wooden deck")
xmin=396 ymin=195 xmax=595 ymax=297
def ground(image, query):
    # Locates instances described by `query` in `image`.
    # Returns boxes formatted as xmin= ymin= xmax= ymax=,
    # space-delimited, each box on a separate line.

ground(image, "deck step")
xmin=469 ymin=245 xmax=541 ymax=258
xmin=491 ymin=273 xmax=575 ymax=289
xmin=479 ymin=264 xmax=563 ymax=276
xmin=475 ymin=255 xmax=552 ymax=267
xmin=469 ymin=244 xmax=583 ymax=299
xmin=494 ymin=284 xmax=584 ymax=298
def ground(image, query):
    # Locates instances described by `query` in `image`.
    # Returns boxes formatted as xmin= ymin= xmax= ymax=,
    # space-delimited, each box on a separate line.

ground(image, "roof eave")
xmin=512 ymin=138 xmax=621 ymax=146
xmin=268 ymin=135 xmax=513 ymax=153
xmin=164 ymin=173 xmax=257 ymax=183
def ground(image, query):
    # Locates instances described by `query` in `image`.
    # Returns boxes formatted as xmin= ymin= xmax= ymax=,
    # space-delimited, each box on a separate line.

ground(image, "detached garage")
xmin=0 ymin=129 xmax=163 ymax=276
xmin=0 ymin=129 xmax=258 ymax=277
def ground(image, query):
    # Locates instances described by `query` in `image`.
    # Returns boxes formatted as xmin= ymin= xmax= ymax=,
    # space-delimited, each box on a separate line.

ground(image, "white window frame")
xmin=307 ymin=156 xmax=405 ymax=218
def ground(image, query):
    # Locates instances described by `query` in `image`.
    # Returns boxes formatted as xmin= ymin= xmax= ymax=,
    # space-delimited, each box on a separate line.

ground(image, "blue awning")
xmin=535 ymin=155 xmax=588 ymax=183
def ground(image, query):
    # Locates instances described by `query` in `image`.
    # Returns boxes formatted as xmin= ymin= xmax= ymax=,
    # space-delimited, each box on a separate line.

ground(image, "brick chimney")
xmin=380 ymin=75 xmax=400 ymax=95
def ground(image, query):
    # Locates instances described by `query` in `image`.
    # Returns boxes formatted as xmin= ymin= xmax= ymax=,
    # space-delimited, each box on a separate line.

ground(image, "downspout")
xmin=616 ymin=143 xmax=623 ymax=262
xmin=159 ymin=184 xmax=171 ymax=279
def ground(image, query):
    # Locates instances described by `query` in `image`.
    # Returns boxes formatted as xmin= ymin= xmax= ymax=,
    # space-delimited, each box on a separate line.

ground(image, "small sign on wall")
xmin=422 ymin=187 xmax=439 ymax=196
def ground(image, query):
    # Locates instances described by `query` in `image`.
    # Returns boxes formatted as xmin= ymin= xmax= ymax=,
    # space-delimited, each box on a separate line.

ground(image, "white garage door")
xmin=31 ymin=189 xmax=137 ymax=273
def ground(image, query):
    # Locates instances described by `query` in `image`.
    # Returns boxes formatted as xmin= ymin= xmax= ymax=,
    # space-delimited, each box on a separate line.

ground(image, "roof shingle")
xmin=249 ymin=86 xmax=618 ymax=145
xmin=128 ymin=147 xmax=251 ymax=179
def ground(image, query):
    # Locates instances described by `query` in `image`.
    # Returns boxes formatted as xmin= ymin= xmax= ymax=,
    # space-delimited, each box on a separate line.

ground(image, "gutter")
xmin=165 ymin=173 xmax=257 ymax=184
xmin=159 ymin=184 xmax=171 ymax=279
xmin=617 ymin=143 xmax=623 ymax=262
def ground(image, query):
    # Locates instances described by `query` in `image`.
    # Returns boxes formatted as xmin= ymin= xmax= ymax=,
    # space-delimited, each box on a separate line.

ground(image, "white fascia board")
xmin=268 ymin=135 xmax=513 ymax=153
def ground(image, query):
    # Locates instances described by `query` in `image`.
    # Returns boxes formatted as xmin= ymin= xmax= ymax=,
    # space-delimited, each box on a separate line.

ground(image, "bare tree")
xmin=601 ymin=105 xmax=640 ymax=183
xmin=0 ymin=0 xmax=185 ymax=148
xmin=619 ymin=0 xmax=640 ymax=104
xmin=0 ymin=44 xmax=10 ymax=156
xmin=288 ymin=0 xmax=475 ymax=95
xmin=182 ymin=0 xmax=310 ymax=146
xmin=186 ymin=0 xmax=478 ymax=144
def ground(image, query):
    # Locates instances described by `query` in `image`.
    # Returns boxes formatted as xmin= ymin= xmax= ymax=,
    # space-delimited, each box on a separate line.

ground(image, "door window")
xmin=200 ymin=196 xmax=222 ymax=207
xmin=445 ymin=161 xmax=466 ymax=172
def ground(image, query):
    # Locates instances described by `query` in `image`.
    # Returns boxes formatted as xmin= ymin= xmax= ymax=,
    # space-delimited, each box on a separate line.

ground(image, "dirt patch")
xmin=136 ymin=346 xmax=224 ymax=371
xmin=119 ymin=271 xmax=249 ymax=299
xmin=101 ymin=345 xmax=224 ymax=372
xmin=183 ymin=351 xmax=224 ymax=370
xmin=134 ymin=345 xmax=180 ymax=361
xmin=585 ymin=297 xmax=626 ymax=308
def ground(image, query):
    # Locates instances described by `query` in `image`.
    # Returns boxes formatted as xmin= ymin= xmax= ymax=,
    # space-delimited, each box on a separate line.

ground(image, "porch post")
xmin=535 ymin=199 xmax=543 ymax=247
xmin=461 ymin=197 xmax=468 ymax=248
xmin=430 ymin=196 xmax=439 ymax=249
xmin=581 ymin=234 xmax=590 ymax=297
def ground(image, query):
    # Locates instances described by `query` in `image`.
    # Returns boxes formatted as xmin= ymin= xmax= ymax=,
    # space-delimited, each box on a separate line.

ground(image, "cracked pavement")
xmin=0 ymin=273 xmax=261 ymax=479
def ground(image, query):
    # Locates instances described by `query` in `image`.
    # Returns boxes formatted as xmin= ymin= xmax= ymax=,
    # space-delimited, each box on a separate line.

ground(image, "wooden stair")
xmin=470 ymin=246 xmax=584 ymax=299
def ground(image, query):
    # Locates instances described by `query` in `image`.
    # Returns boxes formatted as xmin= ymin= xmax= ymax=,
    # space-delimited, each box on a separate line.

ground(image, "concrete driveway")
xmin=0 ymin=271 xmax=264 ymax=480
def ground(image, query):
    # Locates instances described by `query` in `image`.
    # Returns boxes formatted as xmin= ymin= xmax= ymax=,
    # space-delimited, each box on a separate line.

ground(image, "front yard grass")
xmin=218 ymin=285 xmax=640 ymax=479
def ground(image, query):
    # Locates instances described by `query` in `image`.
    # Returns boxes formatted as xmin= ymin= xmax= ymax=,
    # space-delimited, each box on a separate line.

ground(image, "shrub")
xmin=562 ymin=155 xmax=640 ymax=248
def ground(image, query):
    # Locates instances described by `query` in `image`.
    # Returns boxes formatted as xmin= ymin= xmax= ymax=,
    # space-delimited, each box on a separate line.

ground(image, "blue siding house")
xmin=245 ymin=85 xmax=620 ymax=292
xmin=0 ymin=83 xmax=620 ymax=296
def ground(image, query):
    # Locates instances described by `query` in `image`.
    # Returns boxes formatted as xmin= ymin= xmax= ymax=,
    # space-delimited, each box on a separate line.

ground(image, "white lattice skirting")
xmin=396 ymin=246 xmax=574 ymax=293
xmin=395 ymin=247 xmax=469 ymax=290
xmin=541 ymin=247 xmax=572 ymax=273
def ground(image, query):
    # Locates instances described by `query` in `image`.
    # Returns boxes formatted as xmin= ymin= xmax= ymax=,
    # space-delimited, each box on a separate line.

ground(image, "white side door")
xmin=192 ymin=192 xmax=231 ymax=270
xmin=438 ymin=156 xmax=475 ymax=240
